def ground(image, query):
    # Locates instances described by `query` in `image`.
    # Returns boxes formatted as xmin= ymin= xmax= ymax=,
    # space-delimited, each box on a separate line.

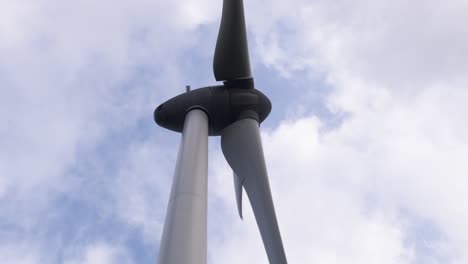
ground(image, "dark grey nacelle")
xmin=154 ymin=85 xmax=271 ymax=136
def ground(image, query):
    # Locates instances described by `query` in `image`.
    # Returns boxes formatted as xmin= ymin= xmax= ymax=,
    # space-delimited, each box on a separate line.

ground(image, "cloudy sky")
xmin=1 ymin=0 xmax=468 ymax=263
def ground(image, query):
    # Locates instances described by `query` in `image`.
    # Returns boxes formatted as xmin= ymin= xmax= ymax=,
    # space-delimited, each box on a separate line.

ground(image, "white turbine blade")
xmin=234 ymin=172 xmax=244 ymax=219
xmin=158 ymin=109 xmax=209 ymax=264
xmin=221 ymin=118 xmax=287 ymax=264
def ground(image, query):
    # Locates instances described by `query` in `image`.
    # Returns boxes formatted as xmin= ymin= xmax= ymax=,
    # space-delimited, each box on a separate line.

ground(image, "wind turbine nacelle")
xmin=154 ymin=85 xmax=271 ymax=136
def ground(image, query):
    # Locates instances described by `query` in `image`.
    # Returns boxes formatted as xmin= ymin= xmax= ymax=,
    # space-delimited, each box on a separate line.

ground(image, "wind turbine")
xmin=154 ymin=0 xmax=287 ymax=263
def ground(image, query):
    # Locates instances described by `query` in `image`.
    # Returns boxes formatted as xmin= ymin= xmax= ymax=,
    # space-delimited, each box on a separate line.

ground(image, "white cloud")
xmin=111 ymin=139 xmax=177 ymax=244
xmin=0 ymin=242 xmax=41 ymax=264
xmin=0 ymin=0 xmax=217 ymax=216
xmin=64 ymin=242 xmax=133 ymax=264
xmin=247 ymin=0 xmax=468 ymax=87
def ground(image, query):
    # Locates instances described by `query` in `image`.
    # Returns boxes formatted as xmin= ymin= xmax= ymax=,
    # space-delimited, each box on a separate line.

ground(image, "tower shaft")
xmin=158 ymin=109 xmax=209 ymax=264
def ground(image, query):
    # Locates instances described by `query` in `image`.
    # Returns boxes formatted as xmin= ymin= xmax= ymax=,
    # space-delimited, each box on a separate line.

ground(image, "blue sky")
xmin=1 ymin=0 xmax=468 ymax=263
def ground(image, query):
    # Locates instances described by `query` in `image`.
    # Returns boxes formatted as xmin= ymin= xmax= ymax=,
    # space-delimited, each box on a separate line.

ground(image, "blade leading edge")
xmin=221 ymin=118 xmax=287 ymax=264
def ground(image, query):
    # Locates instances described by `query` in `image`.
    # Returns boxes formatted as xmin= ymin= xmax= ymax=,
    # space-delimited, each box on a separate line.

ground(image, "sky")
xmin=1 ymin=0 xmax=468 ymax=263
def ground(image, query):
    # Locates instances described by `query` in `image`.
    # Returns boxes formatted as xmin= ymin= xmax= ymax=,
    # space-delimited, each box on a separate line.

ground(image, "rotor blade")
xmin=221 ymin=118 xmax=287 ymax=264
xmin=234 ymin=172 xmax=244 ymax=219
xmin=213 ymin=0 xmax=252 ymax=81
